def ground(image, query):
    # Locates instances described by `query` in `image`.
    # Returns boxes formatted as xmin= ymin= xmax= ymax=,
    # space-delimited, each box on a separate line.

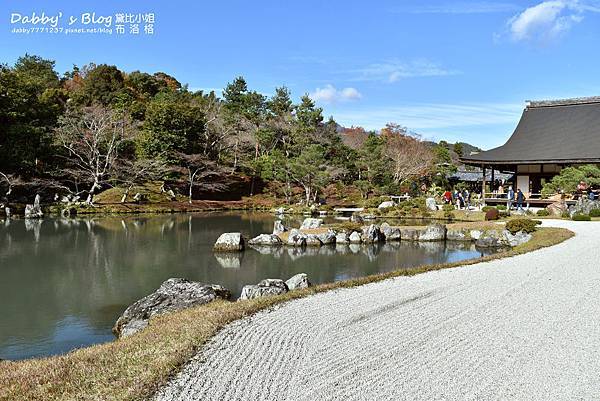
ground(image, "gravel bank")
xmin=155 ymin=220 xmax=600 ymax=401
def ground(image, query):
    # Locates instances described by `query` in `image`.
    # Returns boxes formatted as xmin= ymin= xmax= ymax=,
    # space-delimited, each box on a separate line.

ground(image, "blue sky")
xmin=2 ymin=0 xmax=600 ymax=149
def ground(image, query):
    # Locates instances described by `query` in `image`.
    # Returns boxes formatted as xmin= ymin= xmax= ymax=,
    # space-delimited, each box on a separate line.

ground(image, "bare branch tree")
xmin=0 ymin=172 xmax=13 ymax=199
xmin=382 ymin=125 xmax=433 ymax=184
xmin=55 ymin=105 xmax=131 ymax=204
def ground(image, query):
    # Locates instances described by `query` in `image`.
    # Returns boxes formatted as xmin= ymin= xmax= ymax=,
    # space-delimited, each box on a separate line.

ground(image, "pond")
xmin=0 ymin=212 xmax=495 ymax=360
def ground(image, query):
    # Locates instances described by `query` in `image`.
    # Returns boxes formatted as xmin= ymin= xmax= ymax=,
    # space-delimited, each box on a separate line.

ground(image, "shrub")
xmin=536 ymin=209 xmax=550 ymax=216
xmin=589 ymin=209 xmax=600 ymax=217
xmin=442 ymin=204 xmax=454 ymax=212
xmin=481 ymin=206 xmax=494 ymax=212
xmin=363 ymin=196 xmax=389 ymax=209
xmin=505 ymin=218 xmax=539 ymax=234
xmin=496 ymin=204 xmax=507 ymax=211
xmin=331 ymin=221 xmax=362 ymax=232
xmin=485 ymin=208 xmax=499 ymax=221
xmin=572 ymin=213 xmax=592 ymax=221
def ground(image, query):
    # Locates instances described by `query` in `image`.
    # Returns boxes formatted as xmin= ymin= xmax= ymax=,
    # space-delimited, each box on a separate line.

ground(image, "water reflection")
xmin=0 ymin=212 xmax=493 ymax=360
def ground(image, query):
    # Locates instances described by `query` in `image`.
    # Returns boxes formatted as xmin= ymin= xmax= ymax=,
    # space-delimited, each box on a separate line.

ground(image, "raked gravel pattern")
xmin=155 ymin=220 xmax=600 ymax=401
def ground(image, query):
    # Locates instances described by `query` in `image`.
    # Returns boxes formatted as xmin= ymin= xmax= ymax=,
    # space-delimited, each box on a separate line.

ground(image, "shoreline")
xmin=0 ymin=225 xmax=574 ymax=401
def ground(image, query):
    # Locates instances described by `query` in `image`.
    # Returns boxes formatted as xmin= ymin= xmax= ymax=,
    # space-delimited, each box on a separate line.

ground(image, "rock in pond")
xmin=273 ymin=220 xmax=287 ymax=235
xmin=316 ymin=229 xmax=336 ymax=245
xmin=419 ymin=224 xmax=446 ymax=241
xmin=113 ymin=278 xmax=231 ymax=338
xmin=380 ymin=222 xmax=401 ymax=241
xmin=475 ymin=231 xmax=508 ymax=248
xmin=213 ymin=232 xmax=245 ymax=252
xmin=336 ymin=231 xmax=350 ymax=244
xmin=350 ymin=213 xmax=364 ymax=223
xmin=361 ymin=224 xmax=385 ymax=243
xmin=24 ymin=194 xmax=43 ymax=219
xmin=300 ymin=218 xmax=323 ymax=230
xmin=287 ymin=229 xmax=307 ymax=247
xmin=305 ymin=234 xmax=323 ymax=247
xmin=349 ymin=231 xmax=362 ymax=243
xmin=248 ymin=234 xmax=283 ymax=246
xmin=503 ymin=230 xmax=532 ymax=247
xmin=239 ymin=279 xmax=289 ymax=300
xmin=285 ymin=273 xmax=311 ymax=290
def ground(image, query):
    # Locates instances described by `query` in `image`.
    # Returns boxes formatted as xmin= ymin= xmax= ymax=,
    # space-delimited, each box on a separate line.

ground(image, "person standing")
xmin=443 ymin=189 xmax=452 ymax=204
xmin=507 ymin=186 xmax=514 ymax=210
xmin=516 ymin=188 xmax=525 ymax=212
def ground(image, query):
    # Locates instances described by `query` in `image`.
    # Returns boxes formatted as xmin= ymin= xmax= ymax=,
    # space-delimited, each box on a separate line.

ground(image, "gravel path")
xmin=155 ymin=221 xmax=600 ymax=401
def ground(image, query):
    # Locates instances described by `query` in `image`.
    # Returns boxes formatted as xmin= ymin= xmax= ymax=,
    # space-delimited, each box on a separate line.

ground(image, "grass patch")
xmin=0 ymin=227 xmax=573 ymax=401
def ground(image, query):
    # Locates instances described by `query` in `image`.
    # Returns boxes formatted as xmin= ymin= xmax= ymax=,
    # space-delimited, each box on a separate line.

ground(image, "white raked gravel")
xmin=155 ymin=220 xmax=600 ymax=401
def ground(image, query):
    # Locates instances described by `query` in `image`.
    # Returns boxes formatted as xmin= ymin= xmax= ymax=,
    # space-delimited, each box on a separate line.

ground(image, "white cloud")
xmin=507 ymin=0 xmax=600 ymax=42
xmin=332 ymin=102 xmax=525 ymax=149
xmin=309 ymin=84 xmax=362 ymax=103
xmin=351 ymin=59 xmax=460 ymax=83
xmin=333 ymin=102 xmax=523 ymax=131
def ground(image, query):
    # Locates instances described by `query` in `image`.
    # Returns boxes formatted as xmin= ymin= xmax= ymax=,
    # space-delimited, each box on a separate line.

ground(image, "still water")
xmin=0 ymin=212 xmax=493 ymax=360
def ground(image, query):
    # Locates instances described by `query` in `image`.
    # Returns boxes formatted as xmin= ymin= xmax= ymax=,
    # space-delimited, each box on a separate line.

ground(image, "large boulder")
xmin=24 ymin=194 xmax=43 ymax=219
xmin=547 ymin=201 xmax=568 ymax=217
xmin=305 ymin=234 xmax=323 ymax=247
xmin=248 ymin=234 xmax=283 ymax=246
xmin=446 ymin=228 xmax=469 ymax=241
xmin=273 ymin=220 xmax=287 ymax=235
xmin=113 ymin=278 xmax=231 ymax=338
xmin=300 ymin=218 xmax=323 ymax=230
xmin=361 ymin=224 xmax=385 ymax=243
xmin=350 ymin=213 xmax=364 ymax=224
xmin=399 ymin=228 xmax=420 ymax=241
xmin=418 ymin=224 xmax=446 ymax=241
xmin=287 ymin=229 xmax=307 ymax=247
xmin=349 ymin=231 xmax=362 ymax=243
xmin=425 ymin=197 xmax=438 ymax=211
xmin=316 ymin=229 xmax=337 ymax=245
xmin=378 ymin=200 xmax=395 ymax=210
xmin=475 ymin=230 xmax=508 ymax=248
xmin=380 ymin=222 xmax=401 ymax=241
xmin=568 ymin=198 xmax=600 ymax=217
xmin=213 ymin=233 xmax=245 ymax=252
xmin=335 ymin=231 xmax=350 ymax=244
xmin=502 ymin=230 xmax=532 ymax=247
xmin=285 ymin=273 xmax=311 ymax=290
xmin=239 ymin=279 xmax=289 ymax=300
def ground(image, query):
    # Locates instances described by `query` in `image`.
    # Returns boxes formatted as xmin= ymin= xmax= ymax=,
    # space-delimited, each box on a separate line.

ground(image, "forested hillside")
xmin=0 ymin=55 xmax=469 ymax=207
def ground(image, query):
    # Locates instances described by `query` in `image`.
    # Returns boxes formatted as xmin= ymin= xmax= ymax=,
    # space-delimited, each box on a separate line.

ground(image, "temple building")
xmin=460 ymin=96 xmax=600 ymax=202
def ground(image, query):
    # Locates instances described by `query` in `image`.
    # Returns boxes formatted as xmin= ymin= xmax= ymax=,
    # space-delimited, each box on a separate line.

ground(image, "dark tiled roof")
xmin=461 ymin=98 xmax=600 ymax=165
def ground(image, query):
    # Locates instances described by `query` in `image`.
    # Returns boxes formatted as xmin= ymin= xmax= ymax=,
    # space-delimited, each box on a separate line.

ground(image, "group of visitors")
xmin=505 ymin=186 xmax=526 ymax=211
xmin=577 ymin=180 xmax=598 ymax=200
xmin=442 ymin=189 xmax=479 ymax=210
xmin=442 ymin=186 xmax=527 ymax=211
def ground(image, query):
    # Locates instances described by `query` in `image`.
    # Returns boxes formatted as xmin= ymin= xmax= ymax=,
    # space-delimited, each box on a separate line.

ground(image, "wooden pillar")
xmin=482 ymin=164 xmax=486 ymax=206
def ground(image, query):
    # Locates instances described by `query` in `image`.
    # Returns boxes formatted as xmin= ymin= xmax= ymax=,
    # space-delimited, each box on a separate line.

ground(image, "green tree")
xmin=138 ymin=93 xmax=205 ymax=159
xmin=542 ymin=164 xmax=600 ymax=196
xmin=0 ymin=55 xmax=65 ymax=174
xmin=74 ymin=64 xmax=126 ymax=106
xmin=431 ymin=142 xmax=457 ymax=188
